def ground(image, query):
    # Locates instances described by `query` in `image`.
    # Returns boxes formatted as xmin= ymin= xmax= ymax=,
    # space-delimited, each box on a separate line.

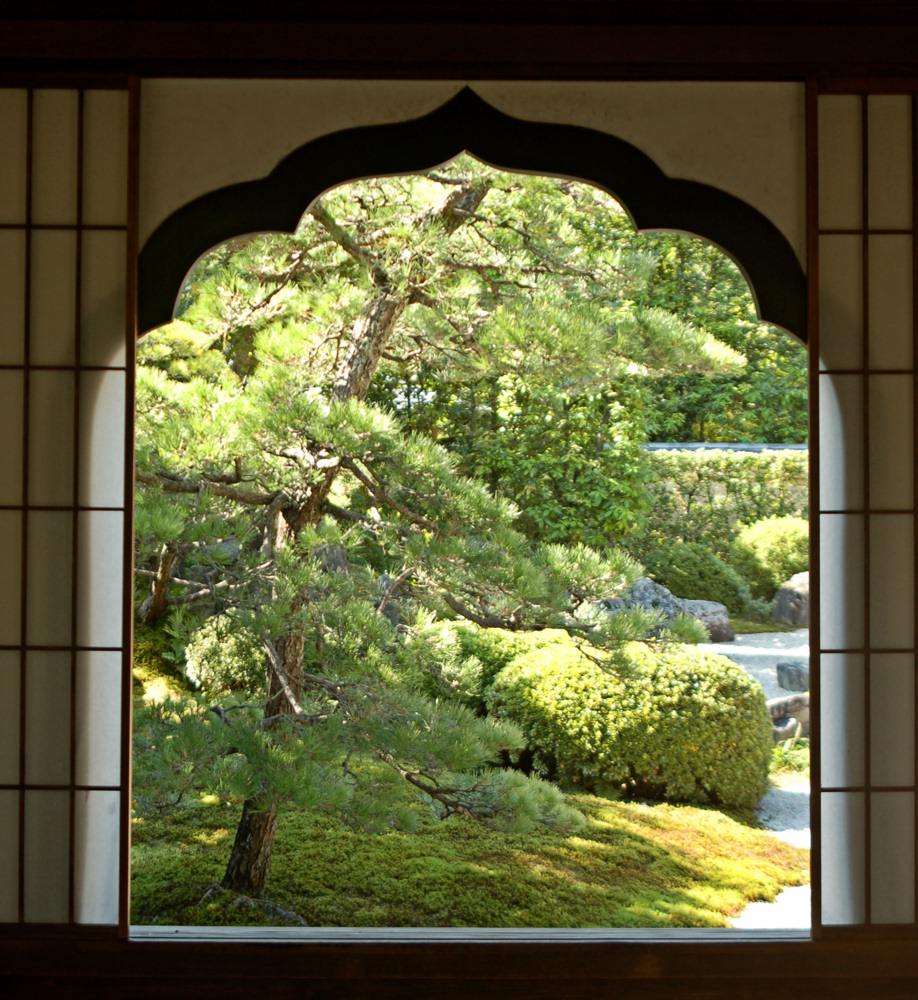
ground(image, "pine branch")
xmin=137 ymin=469 xmax=276 ymax=506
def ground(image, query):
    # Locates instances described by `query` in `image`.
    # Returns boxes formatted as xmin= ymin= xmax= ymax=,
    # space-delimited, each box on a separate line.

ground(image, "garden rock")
xmin=766 ymin=691 xmax=809 ymax=741
xmin=772 ymin=571 xmax=809 ymax=625
xmin=777 ymin=660 xmax=809 ymax=692
xmin=678 ymin=599 xmax=734 ymax=643
xmin=602 ymin=577 xmax=734 ymax=642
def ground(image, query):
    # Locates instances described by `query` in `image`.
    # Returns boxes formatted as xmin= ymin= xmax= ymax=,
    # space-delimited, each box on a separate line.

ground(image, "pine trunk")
xmin=220 ymin=798 xmax=279 ymax=896
xmin=219 ymin=188 xmax=482 ymax=898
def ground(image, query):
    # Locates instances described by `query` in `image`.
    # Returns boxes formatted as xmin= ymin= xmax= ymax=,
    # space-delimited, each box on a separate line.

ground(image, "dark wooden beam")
xmin=1 ymin=15 xmax=918 ymax=81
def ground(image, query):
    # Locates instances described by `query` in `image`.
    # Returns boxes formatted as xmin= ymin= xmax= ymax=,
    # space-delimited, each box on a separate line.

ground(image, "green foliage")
xmin=631 ymin=231 xmax=807 ymax=444
xmin=642 ymin=540 xmax=756 ymax=615
xmin=133 ymin=621 xmax=188 ymax=686
xmin=184 ymin=611 xmax=265 ymax=695
xmin=424 ymin=624 xmax=574 ymax=713
xmin=730 ymin=516 xmax=809 ymax=599
xmin=488 ymin=640 xmax=773 ymax=809
xmin=134 ymin=154 xmax=805 ymax=900
xmin=771 ymin=736 xmax=810 ymax=776
xmin=640 ymin=448 xmax=808 ymax=557
xmin=131 ymin=791 xmax=808 ymax=928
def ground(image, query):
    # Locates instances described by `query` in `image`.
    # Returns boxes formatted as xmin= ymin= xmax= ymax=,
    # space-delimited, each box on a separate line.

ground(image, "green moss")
xmin=130 ymin=793 xmax=807 ymax=928
xmin=729 ymin=617 xmax=800 ymax=635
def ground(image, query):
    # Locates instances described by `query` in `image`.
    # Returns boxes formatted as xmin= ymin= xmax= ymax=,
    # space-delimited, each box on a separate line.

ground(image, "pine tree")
xmin=135 ymin=157 xmax=729 ymax=899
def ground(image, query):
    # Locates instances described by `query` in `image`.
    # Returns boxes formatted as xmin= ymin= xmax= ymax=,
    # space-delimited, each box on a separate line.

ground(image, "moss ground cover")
xmin=131 ymin=788 xmax=807 ymax=928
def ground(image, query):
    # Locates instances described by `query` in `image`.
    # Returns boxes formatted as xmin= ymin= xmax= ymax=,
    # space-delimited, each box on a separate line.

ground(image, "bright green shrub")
xmin=431 ymin=623 xmax=570 ymax=713
xmin=642 ymin=540 xmax=754 ymax=614
xmin=642 ymin=449 xmax=808 ymax=556
xmin=729 ymin=516 xmax=809 ymax=599
xmin=184 ymin=612 xmax=264 ymax=695
xmin=487 ymin=640 xmax=772 ymax=809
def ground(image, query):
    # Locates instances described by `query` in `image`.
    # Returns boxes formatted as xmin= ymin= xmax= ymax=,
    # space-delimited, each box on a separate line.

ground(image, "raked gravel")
xmin=698 ymin=630 xmax=812 ymax=930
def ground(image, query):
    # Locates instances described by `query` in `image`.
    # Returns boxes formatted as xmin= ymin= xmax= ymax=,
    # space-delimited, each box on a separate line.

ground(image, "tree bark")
xmin=220 ymin=797 xmax=279 ymax=896
xmin=137 ymin=542 xmax=180 ymax=625
xmin=219 ymin=187 xmax=485 ymax=898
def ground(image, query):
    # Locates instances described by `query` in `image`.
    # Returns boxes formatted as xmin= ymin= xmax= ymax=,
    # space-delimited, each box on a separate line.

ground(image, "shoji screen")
xmin=816 ymin=90 xmax=917 ymax=930
xmin=0 ymin=86 xmax=135 ymax=928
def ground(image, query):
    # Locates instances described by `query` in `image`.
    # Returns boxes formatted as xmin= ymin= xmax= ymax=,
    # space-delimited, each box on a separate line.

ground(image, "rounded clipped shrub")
xmin=184 ymin=612 xmax=264 ymax=695
xmin=643 ymin=540 xmax=754 ymax=615
xmin=487 ymin=639 xmax=772 ymax=808
xmin=432 ymin=623 xmax=571 ymax=713
xmin=729 ymin=516 xmax=808 ymax=599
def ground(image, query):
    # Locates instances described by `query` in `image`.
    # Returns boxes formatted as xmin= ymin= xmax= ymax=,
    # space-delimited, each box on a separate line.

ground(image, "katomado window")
xmin=131 ymin=151 xmax=809 ymax=928
xmin=0 ymin=81 xmax=915 ymax=952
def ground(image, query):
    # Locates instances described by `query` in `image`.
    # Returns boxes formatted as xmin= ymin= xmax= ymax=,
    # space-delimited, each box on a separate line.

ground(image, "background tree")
xmin=135 ymin=156 xmax=745 ymax=900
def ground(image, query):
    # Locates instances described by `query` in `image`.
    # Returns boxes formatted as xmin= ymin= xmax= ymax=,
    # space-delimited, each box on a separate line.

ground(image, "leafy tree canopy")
xmin=134 ymin=155 xmax=793 ymax=900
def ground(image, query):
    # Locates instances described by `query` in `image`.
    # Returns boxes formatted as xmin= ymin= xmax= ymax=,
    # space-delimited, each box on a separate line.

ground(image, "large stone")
xmin=603 ymin=577 xmax=682 ymax=619
xmin=602 ymin=577 xmax=734 ymax=642
xmin=772 ymin=570 xmax=809 ymax=625
xmin=777 ymin=660 xmax=810 ymax=692
xmin=678 ymin=599 xmax=734 ymax=642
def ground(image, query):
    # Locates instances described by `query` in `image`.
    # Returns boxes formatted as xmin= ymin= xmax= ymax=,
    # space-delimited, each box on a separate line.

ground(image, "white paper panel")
xmin=23 ymin=790 xmax=69 ymax=923
xmin=871 ymin=792 xmax=916 ymax=924
xmin=870 ymin=654 xmax=915 ymax=788
xmin=868 ymin=235 xmax=913 ymax=370
xmin=818 ymin=96 xmax=863 ymax=232
xmin=0 ymin=651 xmax=21 ymax=785
xmin=819 ymin=374 xmax=863 ymax=511
xmin=819 ymin=235 xmax=863 ymax=371
xmin=0 ymin=229 xmax=26 ymax=365
xmin=74 ymin=790 xmax=119 ymax=924
xmin=820 ymin=514 xmax=865 ymax=650
xmin=868 ymin=96 xmax=913 ymax=232
xmin=75 ymin=652 xmax=121 ymax=787
xmin=28 ymin=370 xmax=75 ymax=508
xmin=0 ymin=511 xmax=23 ymax=647
xmin=31 ymin=89 xmax=79 ymax=227
xmin=82 ymin=90 xmax=129 ymax=228
xmin=30 ymin=229 xmax=77 ymax=367
xmin=820 ymin=653 xmax=865 ymax=789
xmin=76 ymin=511 xmax=123 ymax=649
xmin=868 ymin=375 xmax=914 ymax=511
xmin=0 ymin=89 xmax=28 ymax=225
xmin=26 ymin=511 xmax=72 ymax=648
xmin=79 ymin=370 xmax=126 ymax=509
xmin=869 ymin=514 xmax=915 ymax=650
xmin=821 ymin=791 xmax=867 ymax=925
xmin=0 ymin=370 xmax=24 ymax=506
xmin=80 ymin=230 xmax=127 ymax=368
xmin=24 ymin=651 xmax=70 ymax=786
xmin=0 ymin=790 xmax=19 ymax=922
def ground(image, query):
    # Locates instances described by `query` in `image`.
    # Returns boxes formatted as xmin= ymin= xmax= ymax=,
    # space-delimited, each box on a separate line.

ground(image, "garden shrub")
xmin=487 ymin=639 xmax=772 ymax=808
xmin=642 ymin=448 xmax=808 ymax=557
xmin=430 ymin=623 xmax=570 ymax=713
xmin=184 ymin=611 xmax=264 ymax=695
xmin=729 ymin=516 xmax=809 ymax=599
xmin=642 ymin=540 xmax=754 ymax=615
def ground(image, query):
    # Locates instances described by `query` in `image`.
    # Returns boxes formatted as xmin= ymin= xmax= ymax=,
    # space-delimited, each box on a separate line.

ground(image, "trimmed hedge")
xmin=487 ymin=639 xmax=772 ymax=809
xmin=730 ymin=516 xmax=809 ymax=599
xmin=642 ymin=540 xmax=754 ymax=615
xmin=642 ymin=448 xmax=808 ymax=557
xmin=433 ymin=623 xmax=570 ymax=713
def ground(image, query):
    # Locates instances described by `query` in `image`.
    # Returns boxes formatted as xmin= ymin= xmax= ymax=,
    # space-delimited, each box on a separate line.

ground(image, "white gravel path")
xmin=697 ymin=630 xmax=812 ymax=929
